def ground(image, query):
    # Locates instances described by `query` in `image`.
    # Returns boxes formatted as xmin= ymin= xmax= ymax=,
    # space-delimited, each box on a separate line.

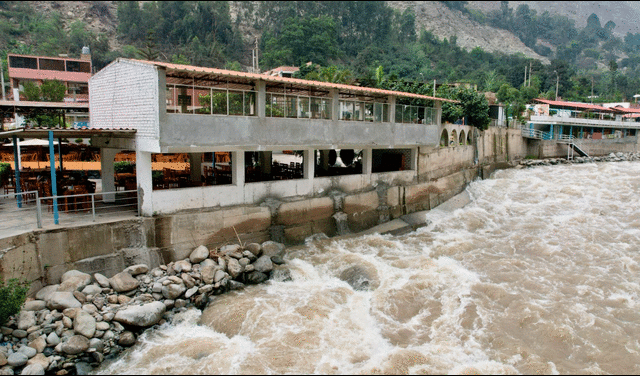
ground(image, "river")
xmin=96 ymin=161 xmax=640 ymax=374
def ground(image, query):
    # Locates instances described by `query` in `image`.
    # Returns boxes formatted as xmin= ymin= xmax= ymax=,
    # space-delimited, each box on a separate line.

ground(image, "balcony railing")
xmin=339 ymin=100 xmax=389 ymax=122
xmin=395 ymin=105 xmax=439 ymax=125
xmin=266 ymin=93 xmax=331 ymax=119
xmin=167 ymin=84 xmax=257 ymax=116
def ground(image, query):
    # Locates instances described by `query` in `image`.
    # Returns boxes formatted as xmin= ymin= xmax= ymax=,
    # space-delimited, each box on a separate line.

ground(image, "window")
xmin=9 ymin=56 xmax=37 ymax=69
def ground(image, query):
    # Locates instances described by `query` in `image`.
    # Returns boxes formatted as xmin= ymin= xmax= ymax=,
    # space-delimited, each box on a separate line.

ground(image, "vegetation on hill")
xmin=1 ymin=1 xmax=639 ymax=128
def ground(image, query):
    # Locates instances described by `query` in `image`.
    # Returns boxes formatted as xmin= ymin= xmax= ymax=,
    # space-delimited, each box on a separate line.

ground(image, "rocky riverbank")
xmin=0 ymin=241 xmax=290 ymax=375
xmin=517 ymin=152 xmax=640 ymax=168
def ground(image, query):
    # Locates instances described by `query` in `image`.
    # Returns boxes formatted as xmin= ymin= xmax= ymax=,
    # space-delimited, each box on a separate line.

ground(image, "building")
xmin=5 ymin=51 xmax=92 ymax=128
xmin=88 ymin=58 xmax=456 ymax=217
xmin=7 ymin=51 xmax=92 ymax=103
xmin=263 ymin=66 xmax=300 ymax=78
xmin=522 ymin=98 xmax=640 ymax=157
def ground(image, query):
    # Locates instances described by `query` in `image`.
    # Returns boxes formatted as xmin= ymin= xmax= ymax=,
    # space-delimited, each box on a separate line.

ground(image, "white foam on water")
xmin=93 ymin=161 xmax=640 ymax=374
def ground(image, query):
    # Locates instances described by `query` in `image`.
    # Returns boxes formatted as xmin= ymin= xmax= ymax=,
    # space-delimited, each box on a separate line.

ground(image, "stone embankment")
xmin=0 ymin=241 xmax=290 ymax=375
xmin=516 ymin=152 xmax=640 ymax=168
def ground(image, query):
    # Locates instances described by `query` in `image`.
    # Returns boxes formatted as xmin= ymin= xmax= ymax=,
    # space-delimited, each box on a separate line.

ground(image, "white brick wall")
xmin=89 ymin=59 xmax=159 ymax=140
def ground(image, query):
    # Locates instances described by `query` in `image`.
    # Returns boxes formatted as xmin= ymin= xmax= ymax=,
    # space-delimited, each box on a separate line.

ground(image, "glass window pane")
xmin=211 ymin=90 xmax=227 ymax=115
xmin=286 ymin=96 xmax=297 ymax=118
xmin=229 ymin=91 xmax=243 ymax=115
xmin=323 ymin=98 xmax=331 ymax=119
xmin=299 ymin=97 xmax=310 ymax=118
xmin=244 ymin=91 xmax=256 ymax=116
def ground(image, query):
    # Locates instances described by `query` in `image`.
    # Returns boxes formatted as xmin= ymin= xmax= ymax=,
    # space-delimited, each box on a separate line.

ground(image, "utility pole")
xmin=524 ymin=65 xmax=527 ymax=87
xmin=554 ymin=70 xmax=559 ymax=101
xmin=0 ymin=56 xmax=6 ymax=101
xmin=529 ymin=62 xmax=532 ymax=87
xmin=591 ymin=77 xmax=594 ymax=104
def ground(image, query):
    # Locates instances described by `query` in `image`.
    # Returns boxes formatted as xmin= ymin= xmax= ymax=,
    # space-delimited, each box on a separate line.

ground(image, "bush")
xmin=0 ymin=162 xmax=11 ymax=185
xmin=114 ymin=161 xmax=135 ymax=174
xmin=0 ymin=278 xmax=30 ymax=326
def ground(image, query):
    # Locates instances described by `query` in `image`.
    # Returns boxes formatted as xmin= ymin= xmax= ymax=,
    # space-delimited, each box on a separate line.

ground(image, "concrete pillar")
xmin=320 ymin=149 xmax=330 ymax=171
xmin=259 ymin=151 xmax=271 ymax=175
xmin=257 ymin=80 xmax=266 ymax=118
xmin=189 ymin=153 xmax=202 ymax=183
xmin=331 ymin=89 xmax=339 ymax=121
xmin=388 ymin=95 xmax=396 ymax=124
xmin=136 ymin=150 xmax=153 ymax=216
xmin=410 ymin=148 xmax=418 ymax=170
xmin=232 ymin=150 xmax=245 ymax=186
xmin=434 ymin=100 xmax=442 ymax=126
xmin=303 ymin=149 xmax=314 ymax=180
xmin=362 ymin=148 xmax=372 ymax=175
xmin=100 ymin=148 xmax=118 ymax=202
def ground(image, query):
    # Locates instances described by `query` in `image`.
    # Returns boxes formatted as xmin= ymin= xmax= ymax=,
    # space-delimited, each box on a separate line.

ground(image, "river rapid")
xmin=96 ymin=161 xmax=640 ymax=375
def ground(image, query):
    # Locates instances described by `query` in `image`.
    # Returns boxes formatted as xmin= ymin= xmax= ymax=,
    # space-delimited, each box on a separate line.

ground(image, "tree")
xmin=40 ymin=80 xmax=66 ymax=102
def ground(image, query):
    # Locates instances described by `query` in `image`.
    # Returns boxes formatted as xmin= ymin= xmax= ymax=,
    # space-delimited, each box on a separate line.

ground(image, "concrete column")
xmin=434 ymin=100 xmax=442 ymax=126
xmin=410 ymin=148 xmax=418 ymax=170
xmin=362 ymin=148 xmax=372 ymax=175
xmin=320 ymin=149 xmax=330 ymax=171
xmin=100 ymin=148 xmax=118 ymax=202
xmin=331 ymin=89 xmax=339 ymax=121
xmin=189 ymin=153 xmax=202 ymax=183
xmin=303 ymin=149 xmax=314 ymax=180
xmin=232 ymin=150 xmax=245 ymax=186
xmin=388 ymin=95 xmax=396 ymax=124
xmin=257 ymin=80 xmax=266 ymax=118
xmin=259 ymin=151 xmax=271 ymax=175
xmin=136 ymin=150 xmax=153 ymax=216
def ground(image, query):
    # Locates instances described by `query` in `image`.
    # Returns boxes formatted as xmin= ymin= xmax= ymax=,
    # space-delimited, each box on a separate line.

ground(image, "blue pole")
xmin=11 ymin=135 xmax=22 ymax=208
xmin=49 ymin=131 xmax=59 ymax=225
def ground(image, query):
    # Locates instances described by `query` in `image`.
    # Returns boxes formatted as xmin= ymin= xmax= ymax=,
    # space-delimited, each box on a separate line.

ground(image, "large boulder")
xmin=61 ymin=335 xmax=90 ymax=355
xmin=20 ymin=363 xmax=45 ymax=375
xmin=189 ymin=245 xmax=209 ymax=264
xmin=261 ymin=241 xmax=285 ymax=257
xmin=173 ymin=260 xmax=192 ymax=273
xmin=113 ymin=302 xmax=166 ymax=327
xmin=244 ymin=271 xmax=268 ymax=285
xmin=73 ymin=311 xmax=96 ymax=338
xmin=226 ymin=258 xmax=243 ymax=279
xmin=253 ymin=255 xmax=274 ymax=274
xmin=22 ymin=300 xmax=46 ymax=312
xmin=46 ymin=292 xmax=81 ymax=310
xmin=35 ymin=285 xmax=59 ymax=301
xmin=7 ymin=353 xmax=28 ymax=367
xmin=58 ymin=271 xmax=92 ymax=292
xmin=162 ymin=283 xmax=186 ymax=300
xmin=338 ymin=264 xmax=380 ymax=291
xmin=17 ymin=311 xmax=36 ymax=330
xmin=244 ymin=243 xmax=262 ymax=258
xmin=93 ymin=273 xmax=111 ymax=288
xmin=123 ymin=264 xmax=149 ymax=276
xmin=200 ymin=265 xmax=218 ymax=285
xmin=109 ymin=272 xmax=140 ymax=293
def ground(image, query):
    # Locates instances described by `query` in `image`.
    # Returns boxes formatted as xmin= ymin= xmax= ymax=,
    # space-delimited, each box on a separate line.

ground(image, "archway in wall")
xmin=459 ymin=130 xmax=465 ymax=145
xmin=467 ymin=130 xmax=472 ymax=145
xmin=440 ymin=129 xmax=448 ymax=147
xmin=450 ymin=130 xmax=457 ymax=147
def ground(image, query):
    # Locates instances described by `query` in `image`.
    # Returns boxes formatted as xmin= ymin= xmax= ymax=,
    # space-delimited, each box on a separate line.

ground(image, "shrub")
xmin=0 ymin=278 xmax=30 ymax=326
xmin=0 ymin=162 xmax=11 ymax=184
xmin=114 ymin=161 xmax=135 ymax=173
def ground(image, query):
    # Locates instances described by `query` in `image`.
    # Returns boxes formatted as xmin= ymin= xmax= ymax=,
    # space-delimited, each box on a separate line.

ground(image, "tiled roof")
xmin=533 ymin=98 xmax=616 ymax=112
xmin=126 ymin=58 xmax=458 ymax=103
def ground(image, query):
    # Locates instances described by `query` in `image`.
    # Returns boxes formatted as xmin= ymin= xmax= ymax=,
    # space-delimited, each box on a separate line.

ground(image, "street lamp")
xmin=554 ymin=70 xmax=559 ymax=101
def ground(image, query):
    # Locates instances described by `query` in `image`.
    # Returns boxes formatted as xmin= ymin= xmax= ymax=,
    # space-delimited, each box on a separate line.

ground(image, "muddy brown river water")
xmin=96 ymin=161 xmax=640 ymax=374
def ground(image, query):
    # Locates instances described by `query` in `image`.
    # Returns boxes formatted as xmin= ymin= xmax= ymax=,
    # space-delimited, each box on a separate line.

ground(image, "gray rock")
xmin=338 ymin=264 xmax=380 ymax=291
xmin=180 ymin=273 xmax=196 ymax=289
xmin=61 ymin=335 xmax=89 ymax=355
xmin=162 ymin=283 xmax=186 ymax=300
xmin=219 ymin=244 xmax=241 ymax=255
xmin=0 ymin=353 xmax=5 ymax=367
xmin=108 ymin=272 xmax=139 ymax=293
xmin=58 ymin=274 xmax=92 ymax=292
xmin=200 ymin=265 xmax=218 ymax=285
xmin=244 ymin=271 xmax=268 ymax=285
xmin=184 ymin=286 xmax=198 ymax=299
xmin=238 ymin=258 xmax=251 ymax=267
xmin=46 ymin=332 xmax=60 ymax=346
xmin=217 ymin=258 xmax=226 ymax=272
xmin=46 ymin=292 xmax=81 ymax=311
xmin=253 ymin=255 xmax=274 ymax=274
xmin=189 ymin=245 xmax=209 ymax=264
xmin=80 ymin=285 xmax=102 ymax=296
xmin=271 ymin=267 xmax=293 ymax=282
xmin=19 ymin=364 xmax=44 ymax=375
xmin=25 ymin=354 xmax=49 ymax=370
xmin=81 ymin=304 xmax=97 ymax=315
xmin=93 ymin=274 xmax=111 ymax=288
xmin=7 ymin=353 xmax=28 ymax=367
xmin=173 ymin=260 xmax=192 ymax=273
xmin=17 ymin=311 xmax=36 ymax=331
xmin=245 ymin=243 xmax=262 ymax=257
xmin=113 ymin=301 xmax=166 ymax=327
xmin=200 ymin=259 xmax=216 ymax=268
xmin=123 ymin=264 xmax=149 ymax=276
xmin=242 ymin=251 xmax=257 ymax=262
xmin=75 ymin=362 xmax=92 ymax=376
xmin=12 ymin=330 xmax=27 ymax=339
xmin=17 ymin=346 xmax=36 ymax=358
xmin=34 ymin=286 xmax=58 ymax=302
xmin=88 ymin=338 xmax=104 ymax=353
xmin=0 ymin=367 xmax=12 ymax=376
xmin=95 ymin=322 xmax=109 ymax=331
xmin=261 ymin=241 xmax=285 ymax=257
xmin=213 ymin=270 xmax=226 ymax=283
xmin=27 ymin=337 xmax=46 ymax=353
xmin=73 ymin=311 xmax=96 ymax=338
xmin=118 ymin=331 xmax=136 ymax=347
xmin=270 ymin=255 xmax=285 ymax=265
xmin=72 ymin=291 xmax=86 ymax=304
xmin=60 ymin=270 xmax=91 ymax=284
xmin=226 ymin=258 xmax=243 ymax=279
xmin=152 ymin=283 xmax=163 ymax=294
xmin=22 ymin=301 xmax=46 ymax=312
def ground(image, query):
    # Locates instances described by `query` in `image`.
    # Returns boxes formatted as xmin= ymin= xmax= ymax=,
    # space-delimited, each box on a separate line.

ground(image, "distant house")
xmin=262 ymin=66 xmax=300 ymax=78
xmin=7 ymin=50 xmax=92 ymax=103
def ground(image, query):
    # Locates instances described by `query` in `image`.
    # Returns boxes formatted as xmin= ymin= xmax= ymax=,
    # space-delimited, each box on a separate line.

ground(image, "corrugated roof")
xmin=126 ymin=58 xmax=459 ymax=103
xmin=533 ymin=98 xmax=616 ymax=112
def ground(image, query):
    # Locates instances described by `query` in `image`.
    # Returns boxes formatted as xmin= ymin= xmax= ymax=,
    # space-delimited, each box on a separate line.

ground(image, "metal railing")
xmin=521 ymin=127 xmax=552 ymax=140
xmin=0 ymin=190 xmax=138 ymax=236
